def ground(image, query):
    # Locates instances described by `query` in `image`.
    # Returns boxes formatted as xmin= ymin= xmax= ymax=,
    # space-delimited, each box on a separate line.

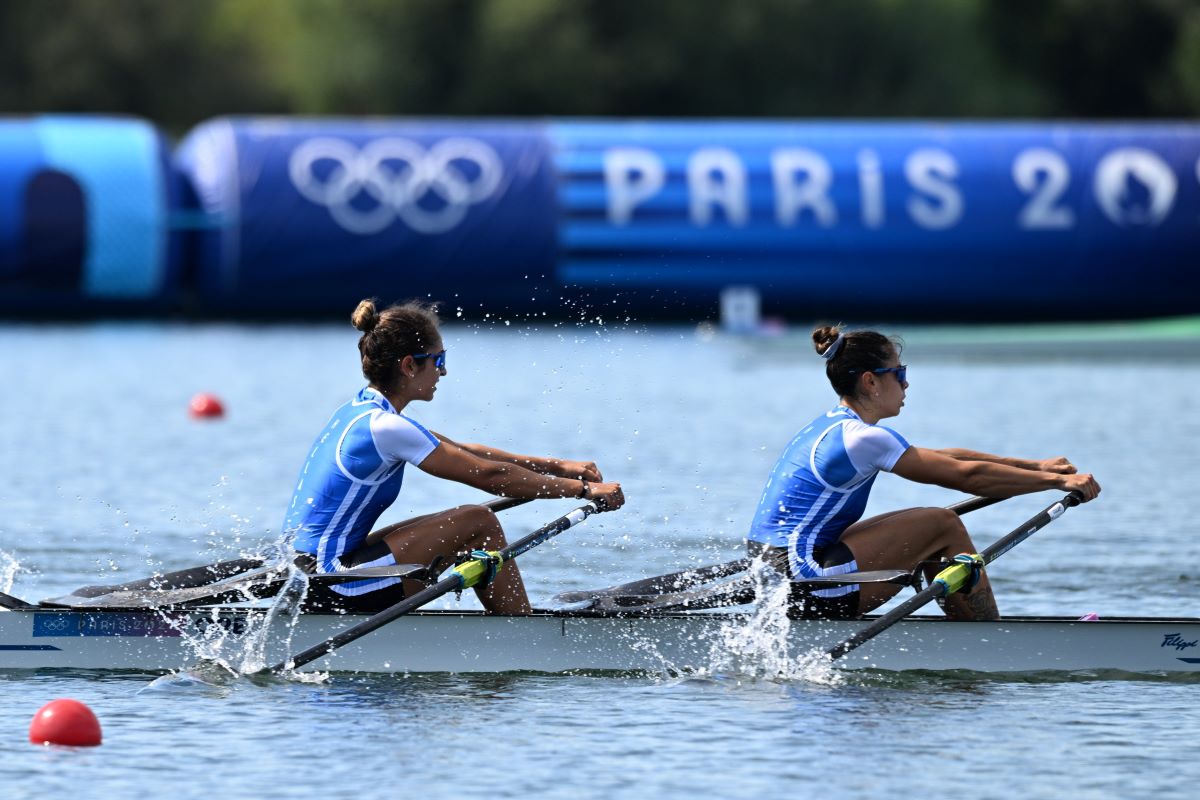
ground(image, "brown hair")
xmin=812 ymin=324 xmax=901 ymax=398
xmin=351 ymin=298 xmax=441 ymax=388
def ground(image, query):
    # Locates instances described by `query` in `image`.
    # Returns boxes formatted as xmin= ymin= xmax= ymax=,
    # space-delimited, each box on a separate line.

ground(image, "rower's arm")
xmin=893 ymin=447 xmax=1099 ymax=500
xmin=431 ymin=433 xmax=602 ymax=481
xmin=934 ymin=448 xmax=1077 ymax=474
xmin=418 ymin=438 xmax=593 ymax=500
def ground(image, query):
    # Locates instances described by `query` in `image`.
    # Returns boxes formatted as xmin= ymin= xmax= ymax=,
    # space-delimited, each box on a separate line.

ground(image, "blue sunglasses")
xmin=411 ymin=350 xmax=447 ymax=370
xmin=850 ymin=364 xmax=907 ymax=384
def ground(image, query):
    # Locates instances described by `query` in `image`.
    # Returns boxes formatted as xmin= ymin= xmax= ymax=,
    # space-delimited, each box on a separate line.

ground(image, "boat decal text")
xmin=33 ymin=612 xmax=184 ymax=638
xmin=1161 ymin=633 xmax=1199 ymax=651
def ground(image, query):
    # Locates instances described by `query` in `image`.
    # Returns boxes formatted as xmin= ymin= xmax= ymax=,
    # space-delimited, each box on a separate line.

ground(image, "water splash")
xmin=704 ymin=560 xmax=844 ymax=686
xmin=1 ymin=550 xmax=22 ymax=594
xmin=152 ymin=557 xmax=326 ymax=683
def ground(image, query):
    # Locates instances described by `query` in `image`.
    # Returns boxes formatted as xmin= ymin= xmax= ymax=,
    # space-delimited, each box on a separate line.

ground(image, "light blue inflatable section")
xmin=36 ymin=117 xmax=168 ymax=299
xmin=0 ymin=123 xmax=41 ymax=271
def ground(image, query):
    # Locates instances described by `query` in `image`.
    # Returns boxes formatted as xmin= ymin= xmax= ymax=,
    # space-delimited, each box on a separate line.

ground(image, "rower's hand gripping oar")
xmin=825 ymin=492 xmax=1084 ymax=662
xmin=271 ymin=501 xmax=606 ymax=673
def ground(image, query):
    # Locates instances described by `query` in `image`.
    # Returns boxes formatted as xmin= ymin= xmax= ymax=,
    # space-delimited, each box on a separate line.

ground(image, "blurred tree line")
xmin=2 ymin=0 xmax=1198 ymax=135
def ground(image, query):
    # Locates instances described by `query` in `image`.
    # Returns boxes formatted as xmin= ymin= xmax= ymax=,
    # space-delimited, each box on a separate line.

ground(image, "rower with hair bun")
xmin=746 ymin=324 xmax=1101 ymax=621
xmin=284 ymin=297 xmax=625 ymax=615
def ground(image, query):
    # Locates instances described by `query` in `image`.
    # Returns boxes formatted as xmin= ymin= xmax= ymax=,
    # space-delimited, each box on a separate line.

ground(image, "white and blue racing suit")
xmin=747 ymin=405 xmax=910 ymax=601
xmin=285 ymin=387 xmax=440 ymax=598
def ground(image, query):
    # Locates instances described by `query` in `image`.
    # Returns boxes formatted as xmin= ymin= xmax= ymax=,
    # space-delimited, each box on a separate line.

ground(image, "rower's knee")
xmin=450 ymin=504 xmax=505 ymax=546
xmin=925 ymin=507 xmax=973 ymax=550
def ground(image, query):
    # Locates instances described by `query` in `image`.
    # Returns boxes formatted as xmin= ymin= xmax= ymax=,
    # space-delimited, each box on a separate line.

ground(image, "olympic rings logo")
xmin=287 ymin=137 xmax=504 ymax=235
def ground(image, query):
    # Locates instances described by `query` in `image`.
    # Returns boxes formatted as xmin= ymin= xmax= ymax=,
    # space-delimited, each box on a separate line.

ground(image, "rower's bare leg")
xmin=364 ymin=511 xmax=440 ymax=546
xmin=379 ymin=504 xmax=532 ymax=615
xmin=839 ymin=507 xmax=999 ymax=621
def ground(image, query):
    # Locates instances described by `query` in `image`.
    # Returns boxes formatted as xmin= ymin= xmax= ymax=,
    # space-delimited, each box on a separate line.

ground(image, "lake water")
xmin=2 ymin=320 xmax=1199 ymax=799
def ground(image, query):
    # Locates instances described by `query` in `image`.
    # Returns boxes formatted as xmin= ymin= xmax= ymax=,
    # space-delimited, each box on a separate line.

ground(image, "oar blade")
xmin=63 ymin=558 xmax=266 ymax=599
xmin=41 ymin=564 xmax=288 ymax=609
xmin=591 ymin=577 xmax=759 ymax=613
xmin=553 ymin=557 xmax=752 ymax=604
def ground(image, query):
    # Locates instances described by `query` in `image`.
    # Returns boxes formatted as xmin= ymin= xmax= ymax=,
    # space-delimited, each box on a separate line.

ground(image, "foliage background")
xmin=2 ymin=0 xmax=1198 ymax=135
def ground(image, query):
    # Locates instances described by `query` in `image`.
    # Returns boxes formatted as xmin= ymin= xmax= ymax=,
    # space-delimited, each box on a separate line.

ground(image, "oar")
xmin=555 ymin=495 xmax=1005 ymax=605
xmin=0 ymin=591 xmax=35 ymax=610
xmin=825 ymin=492 xmax=1083 ymax=662
xmin=51 ymin=496 xmax=533 ymax=605
xmin=40 ymin=562 xmax=440 ymax=610
xmin=271 ymin=501 xmax=605 ymax=673
xmin=591 ymin=575 xmax=760 ymax=613
xmin=586 ymin=568 xmax=918 ymax=613
xmin=594 ymin=568 xmax=919 ymax=612
xmin=553 ymin=558 xmax=752 ymax=604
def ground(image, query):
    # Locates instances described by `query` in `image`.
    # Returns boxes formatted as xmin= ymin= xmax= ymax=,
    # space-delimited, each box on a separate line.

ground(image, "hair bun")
xmin=812 ymin=325 xmax=842 ymax=358
xmin=351 ymin=299 xmax=379 ymax=333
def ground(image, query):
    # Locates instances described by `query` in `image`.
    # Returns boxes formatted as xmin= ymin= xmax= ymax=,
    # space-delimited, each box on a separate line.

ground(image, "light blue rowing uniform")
xmin=285 ymin=387 xmax=440 ymax=597
xmin=747 ymin=405 xmax=910 ymax=598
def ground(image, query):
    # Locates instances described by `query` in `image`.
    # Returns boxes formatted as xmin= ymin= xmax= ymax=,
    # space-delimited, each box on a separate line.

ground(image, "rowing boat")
xmin=3 ymin=495 xmax=1188 ymax=676
xmin=2 ymin=603 xmax=1198 ymax=674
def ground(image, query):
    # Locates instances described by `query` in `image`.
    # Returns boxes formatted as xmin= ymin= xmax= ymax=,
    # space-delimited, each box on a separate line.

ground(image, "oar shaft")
xmin=275 ymin=503 xmax=598 ymax=672
xmin=825 ymin=492 xmax=1081 ymax=662
xmin=946 ymin=495 xmax=1003 ymax=516
xmin=503 ymin=505 xmax=594 ymax=559
xmin=483 ymin=496 xmax=533 ymax=514
xmin=977 ymin=493 xmax=1078 ymax=564
xmin=278 ymin=574 xmax=466 ymax=670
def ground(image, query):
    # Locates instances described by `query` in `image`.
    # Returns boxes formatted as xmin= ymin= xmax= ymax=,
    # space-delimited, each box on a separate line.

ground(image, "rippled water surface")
xmin=2 ymin=321 xmax=1199 ymax=799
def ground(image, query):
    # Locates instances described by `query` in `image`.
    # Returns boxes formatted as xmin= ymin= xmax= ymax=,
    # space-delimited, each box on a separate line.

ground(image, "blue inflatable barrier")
xmin=549 ymin=121 xmax=1200 ymax=321
xmin=0 ymin=117 xmax=180 ymax=313
xmin=4 ymin=117 xmax=1197 ymax=321
xmin=173 ymin=118 xmax=557 ymax=314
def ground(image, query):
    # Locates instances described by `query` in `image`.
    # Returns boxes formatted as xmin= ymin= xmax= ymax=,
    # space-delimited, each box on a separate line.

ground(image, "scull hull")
xmin=2 ymin=607 xmax=1199 ymax=674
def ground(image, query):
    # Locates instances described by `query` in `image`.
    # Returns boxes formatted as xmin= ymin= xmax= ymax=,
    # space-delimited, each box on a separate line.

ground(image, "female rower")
xmin=746 ymin=325 xmax=1100 ymax=621
xmin=285 ymin=298 xmax=624 ymax=615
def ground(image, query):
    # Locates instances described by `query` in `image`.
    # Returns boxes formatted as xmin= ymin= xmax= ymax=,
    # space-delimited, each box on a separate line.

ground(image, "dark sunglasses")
xmin=411 ymin=350 xmax=447 ymax=370
xmin=850 ymin=364 xmax=907 ymax=384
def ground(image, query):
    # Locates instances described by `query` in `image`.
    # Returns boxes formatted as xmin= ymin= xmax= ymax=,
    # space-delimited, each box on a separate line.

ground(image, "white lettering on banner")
xmin=1093 ymin=147 xmax=1177 ymax=227
xmin=688 ymin=148 xmax=749 ymax=226
xmin=1014 ymin=148 xmax=1075 ymax=230
xmin=604 ymin=148 xmax=666 ymax=226
xmin=772 ymin=148 xmax=837 ymax=227
xmin=904 ymin=148 xmax=963 ymax=230
xmin=857 ymin=149 xmax=885 ymax=229
xmin=599 ymin=144 xmax=1189 ymax=231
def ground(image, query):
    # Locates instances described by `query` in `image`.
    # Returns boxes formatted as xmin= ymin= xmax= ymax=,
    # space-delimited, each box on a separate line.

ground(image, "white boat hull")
xmin=3 ymin=607 xmax=1199 ymax=674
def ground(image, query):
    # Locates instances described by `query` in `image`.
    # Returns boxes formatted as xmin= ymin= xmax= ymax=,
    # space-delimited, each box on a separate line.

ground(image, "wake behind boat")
xmin=2 ymin=601 xmax=1199 ymax=675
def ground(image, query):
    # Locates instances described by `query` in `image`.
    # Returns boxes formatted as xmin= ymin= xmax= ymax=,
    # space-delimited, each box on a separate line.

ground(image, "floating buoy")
xmin=189 ymin=393 xmax=225 ymax=419
xmin=29 ymin=698 xmax=102 ymax=747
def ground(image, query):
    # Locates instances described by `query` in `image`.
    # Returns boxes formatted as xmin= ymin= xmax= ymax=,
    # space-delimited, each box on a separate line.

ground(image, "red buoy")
xmin=29 ymin=698 xmax=103 ymax=747
xmin=189 ymin=393 xmax=225 ymax=419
